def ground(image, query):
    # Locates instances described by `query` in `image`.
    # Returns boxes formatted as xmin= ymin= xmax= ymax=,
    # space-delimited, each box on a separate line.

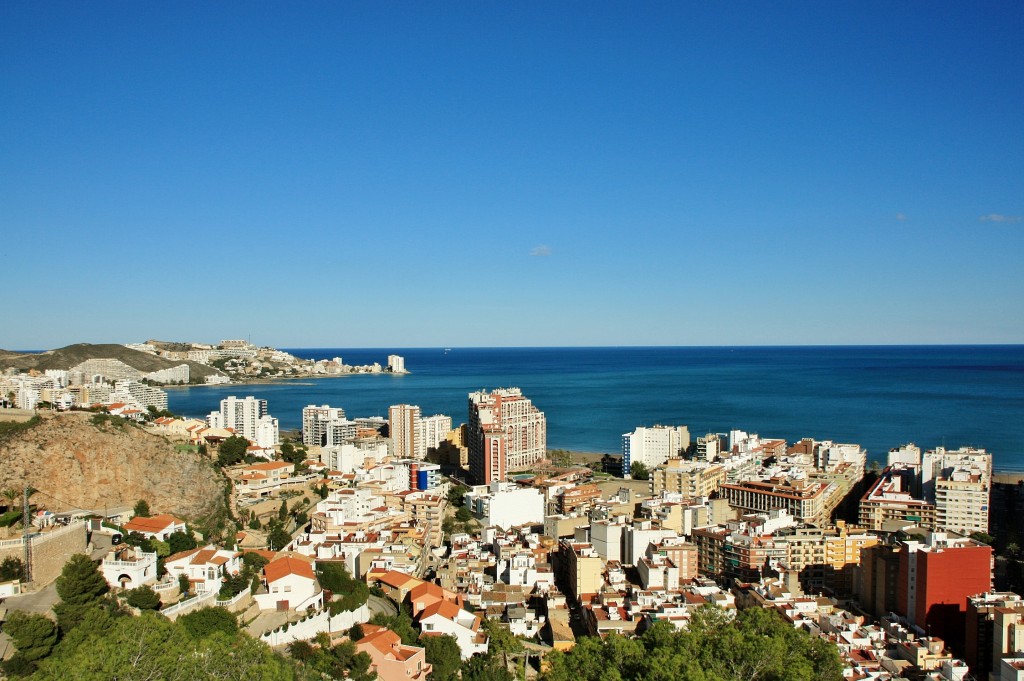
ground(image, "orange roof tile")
xmin=248 ymin=461 xmax=292 ymax=471
xmin=124 ymin=514 xmax=184 ymax=534
xmin=264 ymin=556 xmax=315 ymax=583
xmin=418 ymin=599 xmax=462 ymax=621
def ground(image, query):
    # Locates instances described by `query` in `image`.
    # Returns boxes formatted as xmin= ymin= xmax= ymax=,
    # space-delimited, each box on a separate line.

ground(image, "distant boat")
xmin=444 ymin=348 xmax=452 ymax=354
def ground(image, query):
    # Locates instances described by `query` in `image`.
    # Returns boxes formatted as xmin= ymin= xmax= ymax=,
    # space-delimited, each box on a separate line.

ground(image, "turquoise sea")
xmin=167 ymin=346 xmax=1024 ymax=470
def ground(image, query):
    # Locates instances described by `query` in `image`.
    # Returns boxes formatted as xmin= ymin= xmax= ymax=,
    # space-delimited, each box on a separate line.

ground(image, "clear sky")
xmin=2 ymin=2 xmax=1022 ymax=349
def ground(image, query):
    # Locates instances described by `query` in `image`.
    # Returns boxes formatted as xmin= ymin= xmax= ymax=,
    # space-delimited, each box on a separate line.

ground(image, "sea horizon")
xmin=7 ymin=341 xmax=1024 ymax=354
xmin=165 ymin=345 xmax=1024 ymax=471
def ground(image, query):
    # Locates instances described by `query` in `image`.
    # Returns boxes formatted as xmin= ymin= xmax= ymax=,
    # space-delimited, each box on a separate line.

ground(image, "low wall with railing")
xmin=161 ymin=588 xmax=218 ymax=620
xmin=259 ymin=602 xmax=369 ymax=647
xmin=214 ymin=587 xmax=252 ymax=613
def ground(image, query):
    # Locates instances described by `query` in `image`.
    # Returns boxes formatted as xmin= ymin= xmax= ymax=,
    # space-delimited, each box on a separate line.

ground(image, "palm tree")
xmin=2 ymin=489 xmax=19 ymax=513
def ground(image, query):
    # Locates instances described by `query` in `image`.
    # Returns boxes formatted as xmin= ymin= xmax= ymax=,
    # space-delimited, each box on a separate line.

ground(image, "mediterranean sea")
xmin=166 ymin=346 xmax=1024 ymax=470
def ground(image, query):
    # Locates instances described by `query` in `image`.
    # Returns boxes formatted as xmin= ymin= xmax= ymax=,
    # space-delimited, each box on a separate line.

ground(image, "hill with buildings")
xmin=0 ymin=343 xmax=221 ymax=382
xmin=0 ymin=411 xmax=226 ymax=523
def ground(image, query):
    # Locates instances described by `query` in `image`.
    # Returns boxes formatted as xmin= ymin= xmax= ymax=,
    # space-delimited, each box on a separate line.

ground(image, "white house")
xmin=253 ymin=556 xmax=322 ymax=612
xmin=164 ymin=545 xmax=242 ymax=594
xmin=417 ymin=600 xmax=488 ymax=660
xmin=122 ymin=514 xmax=187 ymax=542
xmin=100 ymin=546 xmax=158 ymax=589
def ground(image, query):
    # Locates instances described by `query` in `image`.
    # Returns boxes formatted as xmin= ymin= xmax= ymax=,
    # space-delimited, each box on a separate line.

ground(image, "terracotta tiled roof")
xmin=417 ymin=599 xmax=462 ymax=621
xmin=124 ymin=514 xmax=184 ymax=534
xmin=247 ymin=461 xmax=292 ymax=471
xmin=263 ymin=556 xmax=315 ymax=583
xmin=376 ymin=570 xmax=422 ymax=589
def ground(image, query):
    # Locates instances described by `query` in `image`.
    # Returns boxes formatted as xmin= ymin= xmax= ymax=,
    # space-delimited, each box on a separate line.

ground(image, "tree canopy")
xmin=31 ymin=611 xmax=296 ymax=681
xmin=2 ymin=611 xmax=58 ymax=674
xmin=541 ymin=608 xmax=843 ymax=681
xmin=423 ymin=634 xmax=461 ymax=681
xmin=133 ymin=499 xmax=150 ymax=518
xmin=53 ymin=554 xmax=111 ymax=633
xmin=124 ymin=585 xmax=161 ymax=610
xmin=630 ymin=461 xmax=650 ymax=480
xmin=218 ymin=436 xmax=250 ymax=467
xmin=178 ymin=607 xmax=239 ymax=639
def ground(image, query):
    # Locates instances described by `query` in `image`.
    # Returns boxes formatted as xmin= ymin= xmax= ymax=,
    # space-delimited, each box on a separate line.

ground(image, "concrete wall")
xmin=0 ymin=522 xmax=88 ymax=587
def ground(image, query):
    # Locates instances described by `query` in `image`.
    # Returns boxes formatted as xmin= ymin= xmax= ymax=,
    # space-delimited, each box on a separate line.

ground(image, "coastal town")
xmin=0 ymin=344 xmax=1019 ymax=680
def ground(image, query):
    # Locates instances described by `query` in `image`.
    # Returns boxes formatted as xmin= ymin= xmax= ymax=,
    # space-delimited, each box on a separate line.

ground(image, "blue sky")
xmin=2 ymin=2 xmax=1022 ymax=348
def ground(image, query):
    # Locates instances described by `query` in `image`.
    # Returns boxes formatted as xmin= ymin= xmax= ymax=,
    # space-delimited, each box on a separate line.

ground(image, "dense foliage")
xmin=0 ymin=555 xmax=25 ymax=581
xmin=124 ymin=585 xmax=161 ymax=610
xmin=31 ymin=611 xmax=296 ymax=681
xmin=53 ymin=554 xmax=111 ymax=633
xmin=287 ymin=632 xmax=376 ymax=681
xmin=542 ymin=608 xmax=843 ymax=681
xmin=630 ymin=461 xmax=650 ymax=480
xmin=423 ymin=634 xmax=461 ymax=681
xmin=217 ymin=436 xmax=250 ymax=467
xmin=3 ymin=559 xmax=310 ymax=680
xmin=317 ymin=561 xmax=370 ymax=614
xmin=178 ymin=607 xmax=239 ymax=639
xmin=133 ymin=499 xmax=150 ymax=518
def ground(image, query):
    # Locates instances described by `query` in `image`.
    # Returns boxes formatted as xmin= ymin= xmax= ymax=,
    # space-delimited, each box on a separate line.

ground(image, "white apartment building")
xmin=325 ymin=418 xmax=359 ymax=446
xmin=217 ymin=395 xmax=269 ymax=442
xmin=696 ymin=434 xmax=721 ymax=462
xmin=44 ymin=370 xmax=69 ymax=388
xmin=320 ymin=441 xmax=389 ymax=474
xmin=622 ymin=425 xmax=690 ymax=473
xmin=143 ymin=364 xmax=190 ymax=384
xmin=468 ymin=388 xmax=546 ymax=484
xmin=387 ymin=355 xmax=407 ymax=373
xmin=72 ymin=359 xmax=143 ymax=382
xmin=926 ymin=447 xmax=992 ymax=535
xmin=111 ymin=380 xmax=168 ymax=411
xmin=922 ymin=446 xmax=992 ymax=497
xmin=464 ymin=481 xmax=545 ymax=530
xmin=302 ymin=404 xmax=346 ymax=446
xmin=417 ymin=413 xmax=452 ymax=458
xmin=255 ymin=415 xmax=280 ymax=448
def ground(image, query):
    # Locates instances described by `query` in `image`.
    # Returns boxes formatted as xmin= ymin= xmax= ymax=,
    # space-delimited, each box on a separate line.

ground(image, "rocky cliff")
xmin=0 ymin=412 xmax=226 ymax=521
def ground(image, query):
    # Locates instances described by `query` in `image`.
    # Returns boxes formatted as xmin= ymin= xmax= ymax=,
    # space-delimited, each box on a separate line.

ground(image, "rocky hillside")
xmin=0 ymin=343 xmax=223 ymax=381
xmin=0 ymin=412 xmax=226 ymax=522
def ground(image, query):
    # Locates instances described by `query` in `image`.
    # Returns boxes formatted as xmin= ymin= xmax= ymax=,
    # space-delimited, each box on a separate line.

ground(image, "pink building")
xmin=356 ymin=625 xmax=431 ymax=681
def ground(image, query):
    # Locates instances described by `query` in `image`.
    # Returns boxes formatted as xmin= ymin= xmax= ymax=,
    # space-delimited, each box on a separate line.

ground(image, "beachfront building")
xmin=215 ymin=395 xmax=269 ymax=442
xmin=467 ymin=388 xmax=546 ymax=484
xmin=302 ymin=404 xmax=346 ymax=446
xmin=387 ymin=355 xmax=407 ymax=374
xmin=110 ymin=380 xmax=168 ymax=411
xmin=926 ymin=447 xmax=992 ymax=535
xmin=859 ymin=447 xmax=991 ymax=535
xmin=622 ymin=425 xmax=690 ymax=474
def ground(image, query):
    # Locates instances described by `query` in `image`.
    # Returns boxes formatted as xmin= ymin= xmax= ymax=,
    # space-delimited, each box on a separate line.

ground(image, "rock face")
xmin=0 ymin=412 xmax=225 ymax=520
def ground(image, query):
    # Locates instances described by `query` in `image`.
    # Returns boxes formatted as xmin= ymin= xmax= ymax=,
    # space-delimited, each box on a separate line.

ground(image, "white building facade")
xmin=622 ymin=425 xmax=690 ymax=473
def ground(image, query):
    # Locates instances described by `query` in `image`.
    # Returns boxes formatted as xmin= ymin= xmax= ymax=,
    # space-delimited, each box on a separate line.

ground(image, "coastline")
xmin=163 ymin=373 xmax=391 ymax=390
